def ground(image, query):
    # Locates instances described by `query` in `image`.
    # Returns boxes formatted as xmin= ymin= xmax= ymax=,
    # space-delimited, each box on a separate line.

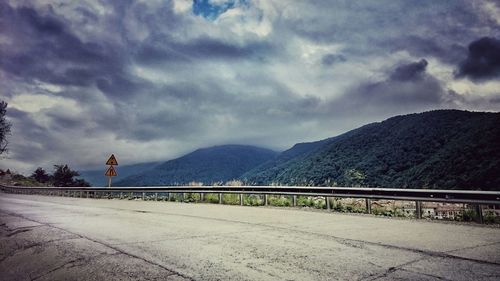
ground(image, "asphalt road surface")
xmin=1 ymin=193 xmax=499 ymax=281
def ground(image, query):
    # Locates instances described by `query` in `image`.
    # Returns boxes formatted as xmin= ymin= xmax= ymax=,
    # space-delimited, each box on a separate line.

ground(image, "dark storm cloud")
xmin=455 ymin=37 xmax=500 ymax=81
xmin=2 ymin=0 xmax=500 ymax=173
xmin=134 ymin=36 xmax=274 ymax=66
xmin=329 ymin=59 xmax=448 ymax=114
xmin=285 ymin=1 xmax=494 ymax=64
xmin=7 ymin=109 xmax=55 ymax=162
xmin=45 ymin=111 xmax=87 ymax=131
xmin=182 ymin=37 xmax=273 ymax=59
xmin=0 ymin=2 xmax=132 ymax=98
xmin=389 ymin=36 xmax=467 ymax=65
xmin=6 ymin=108 xmax=29 ymax=120
xmin=390 ymin=59 xmax=428 ymax=81
xmin=134 ymin=44 xmax=190 ymax=65
xmin=321 ymin=54 xmax=346 ymax=66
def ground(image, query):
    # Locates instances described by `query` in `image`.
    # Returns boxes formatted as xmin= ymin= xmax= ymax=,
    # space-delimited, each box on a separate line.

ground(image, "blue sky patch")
xmin=193 ymin=0 xmax=237 ymax=20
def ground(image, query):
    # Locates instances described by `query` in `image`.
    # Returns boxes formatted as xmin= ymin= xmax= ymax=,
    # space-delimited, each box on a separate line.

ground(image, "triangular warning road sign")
xmin=106 ymin=154 xmax=118 ymax=166
xmin=105 ymin=165 xmax=117 ymax=177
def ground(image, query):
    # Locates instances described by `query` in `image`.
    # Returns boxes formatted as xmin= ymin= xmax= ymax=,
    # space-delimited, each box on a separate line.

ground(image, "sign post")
xmin=105 ymin=154 xmax=118 ymax=188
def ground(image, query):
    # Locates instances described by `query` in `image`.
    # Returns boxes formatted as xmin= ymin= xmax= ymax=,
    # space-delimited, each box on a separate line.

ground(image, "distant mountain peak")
xmin=115 ymin=144 xmax=277 ymax=186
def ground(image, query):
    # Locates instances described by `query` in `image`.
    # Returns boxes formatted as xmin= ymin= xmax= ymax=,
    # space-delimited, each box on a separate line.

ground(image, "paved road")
xmin=0 ymin=193 xmax=499 ymax=281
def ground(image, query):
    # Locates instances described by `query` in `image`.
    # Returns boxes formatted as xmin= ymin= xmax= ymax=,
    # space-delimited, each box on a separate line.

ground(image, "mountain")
xmin=115 ymin=145 xmax=278 ymax=186
xmin=242 ymin=110 xmax=500 ymax=190
xmin=240 ymin=137 xmax=336 ymax=185
xmin=79 ymin=161 xmax=161 ymax=187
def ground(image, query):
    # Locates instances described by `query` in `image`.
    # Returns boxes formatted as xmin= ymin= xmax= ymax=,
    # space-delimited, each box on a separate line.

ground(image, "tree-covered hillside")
xmin=240 ymin=137 xmax=337 ymax=184
xmin=242 ymin=110 xmax=500 ymax=190
xmin=115 ymin=145 xmax=277 ymax=186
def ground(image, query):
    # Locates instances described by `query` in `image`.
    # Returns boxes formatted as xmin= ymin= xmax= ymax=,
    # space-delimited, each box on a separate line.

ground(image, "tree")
xmin=0 ymin=101 xmax=11 ymax=155
xmin=31 ymin=167 xmax=50 ymax=183
xmin=52 ymin=164 xmax=90 ymax=187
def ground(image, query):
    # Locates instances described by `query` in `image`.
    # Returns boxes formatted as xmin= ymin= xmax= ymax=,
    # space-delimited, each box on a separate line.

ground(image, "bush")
xmin=244 ymin=195 xmax=262 ymax=206
xmin=484 ymin=211 xmax=497 ymax=224
xmin=297 ymin=196 xmax=314 ymax=207
xmin=205 ymin=193 xmax=220 ymax=204
xmin=223 ymin=194 xmax=240 ymax=205
xmin=268 ymin=195 xmax=291 ymax=207
xmin=461 ymin=209 xmax=476 ymax=222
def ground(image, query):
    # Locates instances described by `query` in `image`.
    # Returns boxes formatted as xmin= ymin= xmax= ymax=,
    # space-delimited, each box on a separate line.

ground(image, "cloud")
xmin=321 ymin=54 xmax=346 ymax=66
xmin=390 ymin=59 xmax=428 ymax=81
xmin=1 ymin=0 xmax=499 ymax=174
xmin=0 ymin=2 xmax=130 ymax=98
xmin=329 ymin=59 xmax=451 ymax=115
xmin=455 ymin=37 xmax=500 ymax=81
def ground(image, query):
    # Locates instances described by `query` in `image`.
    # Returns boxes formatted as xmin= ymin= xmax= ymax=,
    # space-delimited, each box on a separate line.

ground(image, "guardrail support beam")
xmin=475 ymin=204 xmax=484 ymax=224
xmin=219 ymin=193 xmax=223 ymax=204
xmin=415 ymin=201 xmax=422 ymax=219
xmin=264 ymin=194 xmax=268 ymax=206
xmin=326 ymin=197 xmax=331 ymax=210
xmin=365 ymin=199 xmax=371 ymax=214
xmin=240 ymin=194 xmax=244 ymax=206
xmin=293 ymin=195 xmax=297 ymax=207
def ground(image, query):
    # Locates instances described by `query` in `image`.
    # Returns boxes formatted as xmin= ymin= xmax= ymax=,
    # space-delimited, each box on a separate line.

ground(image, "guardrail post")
xmin=219 ymin=193 xmax=223 ymax=204
xmin=168 ymin=193 xmax=172 ymax=201
xmin=200 ymin=193 xmax=204 ymax=202
xmin=130 ymin=192 xmax=133 ymax=200
xmin=154 ymin=192 xmax=158 ymax=201
xmin=142 ymin=192 xmax=145 ymax=201
xmin=326 ymin=197 xmax=331 ymax=210
xmin=415 ymin=201 xmax=422 ymax=219
xmin=264 ymin=194 xmax=268 ymax=206
xmin=293 ymin=195 xmax=297 ymax=207
xmin=182 ymin=193 xmax=185 ymax=202
xmin=475 ymin=204 xmax=484 ymax=224
xmin=240 ymin=194 xmax=243 ymax=206
xmin=365 ymin=199 xmax=371 ymax=214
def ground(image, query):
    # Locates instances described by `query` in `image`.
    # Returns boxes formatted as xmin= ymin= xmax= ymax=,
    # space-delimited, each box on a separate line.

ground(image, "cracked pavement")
xmin=0 ymin=193 xmax=499 ymax=280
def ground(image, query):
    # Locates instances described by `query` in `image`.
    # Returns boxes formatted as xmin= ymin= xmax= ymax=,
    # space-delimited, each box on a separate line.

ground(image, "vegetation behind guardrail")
xmin=1 ymin=185 xmax=499 ymax=224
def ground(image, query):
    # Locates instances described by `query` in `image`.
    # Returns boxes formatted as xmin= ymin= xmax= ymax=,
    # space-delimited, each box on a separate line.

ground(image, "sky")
xmin=1 ymin=0 xmax=500 ymax=174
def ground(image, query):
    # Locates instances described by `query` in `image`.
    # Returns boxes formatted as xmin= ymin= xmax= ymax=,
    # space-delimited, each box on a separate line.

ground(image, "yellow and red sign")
xmin=105 ymin=165 xmax=117 ymax=177
xmin=105 ymin=154 xmax=118 ymax=187
xmin=106 ymin=154 xmax=118 ymax=166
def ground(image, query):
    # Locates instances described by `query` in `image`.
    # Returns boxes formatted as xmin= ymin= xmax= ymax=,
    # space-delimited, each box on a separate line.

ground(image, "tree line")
xmin=31 ymin=165 xmax=90 ymax=187
xmin=0 ymin=165 xmax=90 ymax=187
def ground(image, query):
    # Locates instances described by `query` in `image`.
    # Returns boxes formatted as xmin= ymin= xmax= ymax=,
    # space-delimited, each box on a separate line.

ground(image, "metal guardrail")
xmin=1 ymin=185 xmax=499 ymax=223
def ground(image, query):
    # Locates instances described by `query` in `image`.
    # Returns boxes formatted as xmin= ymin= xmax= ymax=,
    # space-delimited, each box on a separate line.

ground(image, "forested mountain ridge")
xmin=115 ymin=145 xmax=277 ymax=186
xmin=242 ymin=110 xmax=500 ymax=190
